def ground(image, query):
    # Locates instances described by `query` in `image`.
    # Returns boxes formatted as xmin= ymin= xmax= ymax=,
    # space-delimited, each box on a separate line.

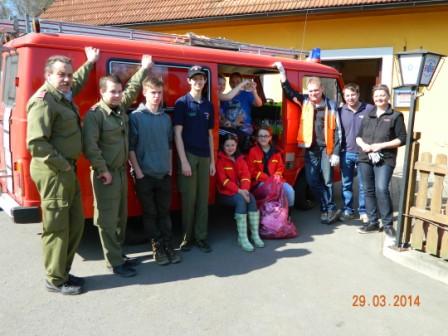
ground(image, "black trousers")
xmin=135 ymin=175 xmax=172 ymax=242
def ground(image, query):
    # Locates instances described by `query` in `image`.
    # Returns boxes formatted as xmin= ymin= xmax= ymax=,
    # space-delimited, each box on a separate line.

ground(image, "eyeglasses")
xmin=258 ymin=135 xmax=271 ymax=138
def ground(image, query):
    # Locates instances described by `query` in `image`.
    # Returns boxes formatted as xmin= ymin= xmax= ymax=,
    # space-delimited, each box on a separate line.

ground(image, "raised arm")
xmin=72 ymin=47 xmax=100 ymax=95
xmin=274 ymin=61 xmax=287 ymax=83
xmin=219 ymin=79 xmax=250 ymax=101
xmin=121 ymin=55 xmax=153 ymax=110
xmin=250 ymin=81 xmax=263 ymax=107
xmin=274 ymin=61 xmax=304 ymax=105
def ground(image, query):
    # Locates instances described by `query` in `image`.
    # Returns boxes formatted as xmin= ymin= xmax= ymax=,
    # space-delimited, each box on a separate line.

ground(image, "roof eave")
xmin=110 ymin=0 xmax=448 ymax=28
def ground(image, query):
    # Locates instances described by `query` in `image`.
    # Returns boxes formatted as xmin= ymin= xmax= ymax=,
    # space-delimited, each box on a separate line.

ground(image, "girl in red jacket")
xmin=216 ymin=134 xmax=264 ymax=252
xmin=247 ymin=126 xmax=295 ymax=210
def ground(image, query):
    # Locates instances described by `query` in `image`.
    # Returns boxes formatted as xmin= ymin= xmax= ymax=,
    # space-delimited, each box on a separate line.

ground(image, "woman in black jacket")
xmin=356 ymin=84 xmax=407 ymax=237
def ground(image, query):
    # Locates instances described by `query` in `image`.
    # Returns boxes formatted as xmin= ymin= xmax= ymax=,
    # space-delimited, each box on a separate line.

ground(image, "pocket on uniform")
xmin=41 ymin=199 xmax=69 ymax=233
xmin=58 ymin=112 xmax=80 ymax=137
xmin=103 ymin=123 xmax=123 ymax=144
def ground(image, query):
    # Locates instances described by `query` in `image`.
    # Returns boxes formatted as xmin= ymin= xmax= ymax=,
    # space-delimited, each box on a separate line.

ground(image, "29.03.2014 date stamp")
xmin=352 ymin=294 xmax=421 ymax=308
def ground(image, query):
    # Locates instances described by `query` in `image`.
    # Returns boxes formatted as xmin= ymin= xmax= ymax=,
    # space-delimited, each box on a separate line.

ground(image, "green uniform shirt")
xmin=26 ymin=61 xmax=94 ymax=171
xmin=82 ymin=67 xmax=147 ymax=173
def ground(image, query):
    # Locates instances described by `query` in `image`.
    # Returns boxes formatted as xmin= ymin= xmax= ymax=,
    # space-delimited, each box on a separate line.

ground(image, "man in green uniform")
xmin=82 ymin=55 xmax=153 ymax=277
xmin=27 ymin=47 xmax=100 ymax=295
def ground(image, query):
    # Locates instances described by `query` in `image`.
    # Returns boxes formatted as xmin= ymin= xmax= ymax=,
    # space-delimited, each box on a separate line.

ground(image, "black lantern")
xmin=395 ymin=49 xmax=445 ymax=248
xmin=396 ymin=49 xmax=443 ymax=87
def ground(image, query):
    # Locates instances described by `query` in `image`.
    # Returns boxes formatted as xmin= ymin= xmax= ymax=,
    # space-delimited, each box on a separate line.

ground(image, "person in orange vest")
xmin=216 ymin=133 xmax=264 ymax=252
xmin=274 ymin=61 xmax=342 ymax=224
xmin=246 ymin=126 xmax=295 ymax=215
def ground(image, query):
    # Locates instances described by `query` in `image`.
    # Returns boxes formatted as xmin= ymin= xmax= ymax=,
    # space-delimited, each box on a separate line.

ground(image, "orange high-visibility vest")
xmin=297 ymin=99 xmax=338 ymax=155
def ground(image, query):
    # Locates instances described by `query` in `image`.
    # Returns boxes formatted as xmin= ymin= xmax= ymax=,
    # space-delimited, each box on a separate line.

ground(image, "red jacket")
xmin=246 ymin=144 xmax=284 ymax=188
xmin=216 ymin=151 xmax=251 ymax=196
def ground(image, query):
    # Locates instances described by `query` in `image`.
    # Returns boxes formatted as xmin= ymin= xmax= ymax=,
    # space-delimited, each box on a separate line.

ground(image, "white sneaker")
xmin=359 ymin=214 xmax=368 ymax=224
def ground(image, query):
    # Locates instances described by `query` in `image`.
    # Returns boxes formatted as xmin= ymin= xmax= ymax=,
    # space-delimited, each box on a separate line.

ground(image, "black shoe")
xmin=165 ymin=243 xmax=182 ymax=264
xmin=152 ymin=240 xmax=170 ymax=266
xmin=45 ymin=280 xmax=82 ymax=295
xmin=122 ymin=254 xmax=140 ymax=267
xmin=358 ymin=223 xmax=380 ymax=234
xmin=327 ymin=209 xmax=341 ymax=224
xmin=195 ymin=240 xmax=212 ymax=253
xmin=179 ymin=240 xmax=193 ymax=252
xmin=68 ymin=274 xmax=85 ymax=286
xmin=339 ymin=210 xmax=355 ymax=221
xmin=384 ymin=226 xmax=396 ymax=238
xmin=112 ymin=264 xmax=137 ymax=277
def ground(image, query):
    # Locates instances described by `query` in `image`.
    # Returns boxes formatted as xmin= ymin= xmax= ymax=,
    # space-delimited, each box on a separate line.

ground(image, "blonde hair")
xmin=306 ymin=77 xmax=322 ymax=88
xmin=143 ymin=76 xmax=164 ymax=89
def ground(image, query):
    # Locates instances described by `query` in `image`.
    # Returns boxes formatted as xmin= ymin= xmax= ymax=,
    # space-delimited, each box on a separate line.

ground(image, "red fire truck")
xmin=0 ymin=18 xmax=343 ymax=223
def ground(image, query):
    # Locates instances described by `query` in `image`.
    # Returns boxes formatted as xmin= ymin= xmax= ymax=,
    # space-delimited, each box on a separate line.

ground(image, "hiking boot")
xmin=68 ymin=274 xmax=85 ymax=286
xmin=327 ymin=209 xmax=341 ymax=224
xmin=122 ymin=254 xmax=140 ymax=267
xmin=358 ymin=223 xmax=380 ymax=234
xmin=384 ymin=226 xmax=396 ymax=238
xmin=165 ymin=242 xmax=182 ymax=264
xmin=152 ymin=240 xmax=170 ymax=266
xmin=45 ymin=280 xmax=82 ymax=295
xmin=359 ymin=213 xmax=369 ymax=224
xmin=339 ymin=210 xmax=354 ymax=221
xmin=195 ymin=240 xmax=212 ymax=253
xmin=179 ymin=240 xmax=193 ymax=252
xmin=320 ymin=212 xmax=328 ymax=224
xmin=112 ymin=264 xmax=137 ymax=277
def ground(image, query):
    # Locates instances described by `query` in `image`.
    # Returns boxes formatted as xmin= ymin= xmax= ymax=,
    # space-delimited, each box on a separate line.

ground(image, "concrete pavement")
xmin=0 ymin=203 xmax=447 ymax=336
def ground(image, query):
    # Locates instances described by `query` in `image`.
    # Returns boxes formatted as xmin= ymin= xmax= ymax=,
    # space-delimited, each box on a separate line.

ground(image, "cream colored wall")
xmin=144 ymin=7 xmax=448 ymax=161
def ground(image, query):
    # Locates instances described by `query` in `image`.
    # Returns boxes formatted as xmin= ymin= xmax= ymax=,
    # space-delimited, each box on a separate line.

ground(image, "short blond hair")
xmin=306 ymin=77 xmax=322 ymax=88
xmin=142 ymin=76 xmax=164 ymax=89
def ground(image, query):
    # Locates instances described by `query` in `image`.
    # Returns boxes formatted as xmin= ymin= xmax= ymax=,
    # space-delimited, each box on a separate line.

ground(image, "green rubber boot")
xmin=248 ymin=211 xmax=265 ymax=248
xmin=235 ymin=213 xmax=254 ymax=252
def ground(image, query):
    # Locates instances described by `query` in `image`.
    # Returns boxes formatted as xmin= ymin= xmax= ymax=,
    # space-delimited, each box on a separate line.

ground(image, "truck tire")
xmin=294 ymin=171 xmax=315 ymax=210
xmin=11 ymin=206 xmax=41 ymax=224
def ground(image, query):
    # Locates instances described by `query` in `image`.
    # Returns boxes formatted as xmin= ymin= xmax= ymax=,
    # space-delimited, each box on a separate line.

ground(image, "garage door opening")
xmin=323 ymin=58 xmax=382 ymax=104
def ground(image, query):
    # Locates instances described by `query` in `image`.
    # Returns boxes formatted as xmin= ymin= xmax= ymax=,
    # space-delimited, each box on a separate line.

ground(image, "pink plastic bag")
xmin=253 ymin=177 xmax=298 ymax=239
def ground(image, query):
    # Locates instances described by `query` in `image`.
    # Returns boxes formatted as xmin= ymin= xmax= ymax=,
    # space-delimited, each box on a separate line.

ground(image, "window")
xmin=218 ymin=68 xmax=283 ymax=126
xmin=108 ymin=60 xmax=211 ymax=111
xmin=2 ymin=55 xmax=18 ymax=107
xmin=302 ymin=76 xmax=342 ymax=106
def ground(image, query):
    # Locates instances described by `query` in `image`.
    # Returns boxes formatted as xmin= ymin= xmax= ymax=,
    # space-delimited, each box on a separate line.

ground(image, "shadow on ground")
xmin=76 ymin=198 xmax=351 ymax=292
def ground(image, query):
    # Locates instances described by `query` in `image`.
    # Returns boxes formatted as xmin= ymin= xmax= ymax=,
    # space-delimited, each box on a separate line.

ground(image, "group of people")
xmin=274 ymin=61 xmax=407 ymax=237
xmin=26 ymin=47 xmax=406 ymax=296
xmin=25 ymin=47 xmax=275 ymax=296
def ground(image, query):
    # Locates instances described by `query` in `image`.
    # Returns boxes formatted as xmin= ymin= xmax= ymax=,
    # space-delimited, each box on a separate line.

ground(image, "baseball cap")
xmin=188 ymin=65 xmax=206 ymax=79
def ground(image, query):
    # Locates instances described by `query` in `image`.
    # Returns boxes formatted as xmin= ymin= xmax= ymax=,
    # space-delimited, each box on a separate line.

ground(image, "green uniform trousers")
xmin=91 ymin=169 xmax=127 ymax=267
xmin=178 ymin=152 xmax=210 ymax=242
xmin=30 ymin=160 xmax=85 ymax=287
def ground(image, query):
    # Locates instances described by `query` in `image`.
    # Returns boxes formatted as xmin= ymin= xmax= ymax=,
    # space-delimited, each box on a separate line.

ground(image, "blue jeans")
xmin=217 ymin=193 xmax=257 ymax=214
xmin=358 ymin=162 xmax=394 ymax=227
xmin=305 ymin=148 xmax=336 ymax=212
xmin=340 ymin=151 xmax=366 ymax=215
xmin=257 ymin=182 xmax=295 ymax=207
